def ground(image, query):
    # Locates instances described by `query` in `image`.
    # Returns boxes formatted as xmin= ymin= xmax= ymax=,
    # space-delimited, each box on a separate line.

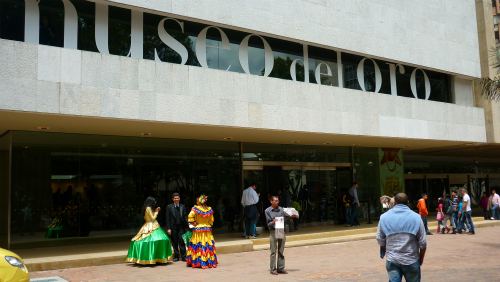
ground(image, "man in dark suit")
xmin=165 ymin=192 xmax=188 ymax=261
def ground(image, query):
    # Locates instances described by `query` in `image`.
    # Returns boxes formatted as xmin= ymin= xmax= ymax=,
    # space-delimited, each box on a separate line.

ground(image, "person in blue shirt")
xmin=377 ymin=193 xmax=427 ymax=282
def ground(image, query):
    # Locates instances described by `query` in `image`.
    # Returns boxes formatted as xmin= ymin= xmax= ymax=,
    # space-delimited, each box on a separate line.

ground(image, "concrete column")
xmin=474 ymin=0 xmax=500 ymax=143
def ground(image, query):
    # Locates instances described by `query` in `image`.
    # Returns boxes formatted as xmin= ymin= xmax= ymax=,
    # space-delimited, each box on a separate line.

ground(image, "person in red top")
xmin=416 ymin=193 xmax=432 ymax=235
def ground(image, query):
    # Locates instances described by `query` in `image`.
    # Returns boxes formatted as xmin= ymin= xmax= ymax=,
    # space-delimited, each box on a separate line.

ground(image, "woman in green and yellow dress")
xmin=126 ymin=197 xmax=172 ymax=264
xmin=186 ymin=195 xmax=218 ymax=269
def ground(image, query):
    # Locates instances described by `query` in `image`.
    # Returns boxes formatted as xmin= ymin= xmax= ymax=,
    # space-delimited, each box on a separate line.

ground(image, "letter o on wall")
xmin=239 ymin=34 xmax=274 ymax=76
xmin=196 ymin=26 xmax=230 ymax=68
xmin=410 ymin=68 xmax=431 ymax=100
xmin=356 ymin=58 xmax=382 ymax=93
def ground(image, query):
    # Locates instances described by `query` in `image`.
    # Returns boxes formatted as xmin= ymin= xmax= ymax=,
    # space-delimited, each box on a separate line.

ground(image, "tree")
xmin=480 ymin=75 xmax=500 ymax=101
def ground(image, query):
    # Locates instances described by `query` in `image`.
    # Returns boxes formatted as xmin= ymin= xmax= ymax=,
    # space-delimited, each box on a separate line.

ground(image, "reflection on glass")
xmin=0 ymin=0 xmax=452 ymax=103
xmin=308 ymin=46 xmax=338 ymax=86
xmin=10 ymin=131 xmax=241 ymax=244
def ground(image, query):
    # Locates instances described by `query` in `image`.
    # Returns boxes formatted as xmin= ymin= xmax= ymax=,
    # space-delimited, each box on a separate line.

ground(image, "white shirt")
xmin=492 ymin=193 xmax=500 ymax=206
xmin=241 ymin=187 xmax=259 ymax=206
xmin=463 ymin=194 xmax=471 ymax=212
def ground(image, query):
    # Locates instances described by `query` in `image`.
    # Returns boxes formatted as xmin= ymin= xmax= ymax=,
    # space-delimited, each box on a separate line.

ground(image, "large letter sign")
xmin=155 ymin=18 xmax=188 ymax=64
xmin=357 ymin=58 xmax=382 ymax=93
xmin=410 ymin=68 xmax=431 ymax=100
xmin=195 ymin=26 xmax=230 ymax=69
xmin=239 ymin=34 xmax=274 ymax=77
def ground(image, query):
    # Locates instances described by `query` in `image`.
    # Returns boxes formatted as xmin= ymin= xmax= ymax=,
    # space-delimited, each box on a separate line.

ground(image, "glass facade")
xmin=9 ymin=132 xmax=241 ymax=246
xmin=0 ymin=0 xmax=452 ymax=102
xmin=0 ymin=131 xmax=401 ymax=248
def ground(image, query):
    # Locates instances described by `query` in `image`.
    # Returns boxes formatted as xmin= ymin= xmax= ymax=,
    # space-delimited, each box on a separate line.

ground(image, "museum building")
xmin=0 ymin=0 xmax=494 ymax=249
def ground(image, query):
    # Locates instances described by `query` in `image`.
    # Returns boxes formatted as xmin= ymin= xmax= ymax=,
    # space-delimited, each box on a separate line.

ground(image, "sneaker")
xmin=249 ymin=235 xmax=257 ymax=239
xmin=426 ymin=232 xmax=433 ymax=235
xmin=491 ymin=217 xmax=495 ymax=220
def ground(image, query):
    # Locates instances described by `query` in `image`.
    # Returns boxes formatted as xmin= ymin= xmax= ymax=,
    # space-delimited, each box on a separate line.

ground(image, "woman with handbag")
xmin=436 ymin=198 xmax=448 ymax=234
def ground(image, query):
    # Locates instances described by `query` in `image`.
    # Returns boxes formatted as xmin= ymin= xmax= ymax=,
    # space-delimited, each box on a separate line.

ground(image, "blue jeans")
xmin=345 ymin=207 xmax=352 ymax=225
xmin=386 ymin=261 xmax=421 ymax=282
xmin=349 ymin=203 xmax=359 ymax=225
xmin=421 ymin=216 xmax=429 ymax=233
xmin=464 ymin=210 xmax=475 ymax=233
xmin=492 ymin=205 xmax=499 ymax=220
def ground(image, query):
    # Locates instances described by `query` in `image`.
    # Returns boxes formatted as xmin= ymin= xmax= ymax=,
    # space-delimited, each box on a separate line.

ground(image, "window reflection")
xmin=10 ymin=131 xmax=241 ymax=244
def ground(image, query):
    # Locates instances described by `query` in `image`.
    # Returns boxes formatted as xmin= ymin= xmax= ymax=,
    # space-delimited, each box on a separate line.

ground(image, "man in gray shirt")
xmin=376 ymin=193 xmax=427 ymax=282
xmin=265 ymin=195 xmax=297 ymax=275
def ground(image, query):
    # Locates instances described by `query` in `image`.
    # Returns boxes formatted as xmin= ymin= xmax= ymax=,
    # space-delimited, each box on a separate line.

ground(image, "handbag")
xmin=436 ymin=211 xmax=444 ymax=221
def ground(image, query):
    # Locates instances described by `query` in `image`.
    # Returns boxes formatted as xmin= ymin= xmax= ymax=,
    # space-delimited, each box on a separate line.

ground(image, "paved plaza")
xmin=31 ymin=225 xmax=500 ymax=282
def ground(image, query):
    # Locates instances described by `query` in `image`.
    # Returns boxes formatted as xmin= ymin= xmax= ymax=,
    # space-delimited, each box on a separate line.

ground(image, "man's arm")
xmin=416 ymin=220 xmax=427 ymax=265
xmin=376 ymin=221 xmax=386 ymax=259
xmin=251 ymin=189 xmax=259 ymax=204
xmin=265 ymin=209 xmax=274 ymax=228
xmin=419 ymin=247 xmax=427 ymax=265
xmin=241 ymin=189 xmax=247 ymax=206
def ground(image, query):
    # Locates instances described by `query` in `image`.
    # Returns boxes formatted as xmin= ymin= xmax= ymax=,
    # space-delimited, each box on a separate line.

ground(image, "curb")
xmin=26 ymin=219 xmax=500 ymax=272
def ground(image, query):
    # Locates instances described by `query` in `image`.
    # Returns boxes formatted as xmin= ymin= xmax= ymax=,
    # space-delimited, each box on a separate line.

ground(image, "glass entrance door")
xmin=242 ymin=161 xmax=351 ymax=226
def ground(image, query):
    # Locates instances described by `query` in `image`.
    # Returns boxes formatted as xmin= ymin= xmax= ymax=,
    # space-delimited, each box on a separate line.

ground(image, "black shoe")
xmin=181 ymin=257 xmax=186 ymax=262
xmin=173 ymin=258 xmax=179 ymax=262
xmin=468 ymin=231 xmax=475 ymax=235
xmin=426 ymin=232 xmax=433 ymax=235
xmin=278 ymin=270 xmax=288 ymax=274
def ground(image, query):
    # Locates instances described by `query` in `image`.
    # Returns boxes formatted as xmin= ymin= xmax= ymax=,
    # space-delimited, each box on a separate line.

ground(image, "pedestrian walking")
xmin=343 ymin=190 xmax=352 ymax=226
xmin=450 ymin=191 xmax=459 ymax=234
xmin=265 ymin=195 xmax=298 ymax=275
xmin=490 ymin=189 xmax=500 ymax=220
xmin=126 ymin=197 xmax=172 ymax=265
xmin=377 ymin=193 xmax=427 ymax=282
xmin=460 ymin=188 xmax=475 ymax=235
xmin=186 ymin=195 xmax=218 ymax=268
xmin=241 ymin=183 xmax=259 ymax=239
xmin=436 ymin=198 xmax=447 ymax=233
xmin=442 ymin=194 xmax=453 ymax=233
xmin=480 ymin=192 xmax=490 ymax=220
xmin=348 ymin=181 xmax=360 ymax=226
xmin=165 ymin=192 xmax=188 ymax=262
xmin=416 ymin=193 xmax=432 ymax=235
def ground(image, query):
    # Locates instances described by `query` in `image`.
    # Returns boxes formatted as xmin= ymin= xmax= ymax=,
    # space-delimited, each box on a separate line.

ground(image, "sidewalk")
xmin=20 ymin=217 xmax=499 ymax=272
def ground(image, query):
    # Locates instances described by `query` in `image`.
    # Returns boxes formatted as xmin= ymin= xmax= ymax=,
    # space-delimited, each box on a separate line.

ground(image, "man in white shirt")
xmin=490 ymin=189 xmax=500 ymax=220
xmin=241 ymin=183 xmax=259 ymax=239
xmin=460 ymin=188 xmax=475 ymax=235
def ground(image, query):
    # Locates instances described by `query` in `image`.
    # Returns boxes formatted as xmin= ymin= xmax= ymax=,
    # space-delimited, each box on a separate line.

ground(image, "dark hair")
xmin=394 ymin=193 xmax=408 ymax=205
xmin=172 ymin=192 xmax=180 ymax=198
xmin=143 ymin=196 xmax=157 ymax=210
xmin=269 ymin=195 xmax=279 ymax=201
xmin=352 ymin=181 xmax=358 ymax=185
xmin=421 ymin=192 xmax=428 ymax=197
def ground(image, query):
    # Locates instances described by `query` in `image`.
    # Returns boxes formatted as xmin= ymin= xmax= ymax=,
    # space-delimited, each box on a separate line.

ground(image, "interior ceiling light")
xmin=36 ymin=126 xmax=50 ymax=131
xmin=141 ymin=132 xmax=152 ymax=137
xmin=223 ymin=137 xmax=232 ymax=140
xmin=323 ymin=142 xmax=331 ymax=145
